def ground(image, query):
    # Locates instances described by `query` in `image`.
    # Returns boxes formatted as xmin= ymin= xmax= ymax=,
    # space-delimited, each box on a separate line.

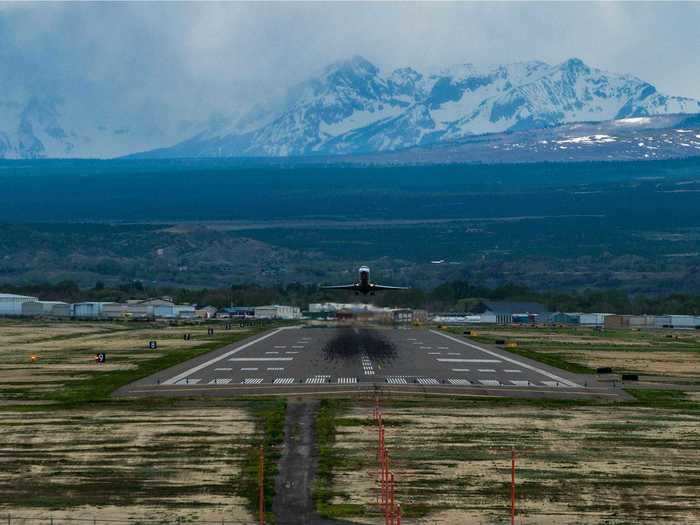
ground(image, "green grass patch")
xmin=234 ymin=398 xmax=287 ymax=522
xmin=624 ymin=389 xmax=700 ymax=411
xmin=43 ymin=326 xmax=269 ymax=405
xmin=314 ymin=398 xmax=350 ymax=518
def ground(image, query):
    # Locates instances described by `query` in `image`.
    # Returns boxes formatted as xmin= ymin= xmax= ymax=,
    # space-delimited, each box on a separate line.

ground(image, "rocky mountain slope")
xmin=140 ymin=56 xmax=700 ymax=159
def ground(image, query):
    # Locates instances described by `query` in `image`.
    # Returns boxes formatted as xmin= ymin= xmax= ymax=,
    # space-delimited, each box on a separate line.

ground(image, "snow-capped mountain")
xmin=141 ymin=56 xmax=700 ymax=158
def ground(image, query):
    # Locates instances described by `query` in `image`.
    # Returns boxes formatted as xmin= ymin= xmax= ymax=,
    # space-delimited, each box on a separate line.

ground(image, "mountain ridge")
xmin=137 ymin=56 xmax=700 ymax=159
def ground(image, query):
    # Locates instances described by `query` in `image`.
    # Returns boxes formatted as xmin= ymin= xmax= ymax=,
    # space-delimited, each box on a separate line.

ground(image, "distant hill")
xmin=136 ymin=56 xmax=700 ymax=160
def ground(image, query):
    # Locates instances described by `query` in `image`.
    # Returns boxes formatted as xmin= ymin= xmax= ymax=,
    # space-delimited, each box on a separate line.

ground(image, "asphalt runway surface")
xmin=116 ymin=326 xmax=628 ymax=400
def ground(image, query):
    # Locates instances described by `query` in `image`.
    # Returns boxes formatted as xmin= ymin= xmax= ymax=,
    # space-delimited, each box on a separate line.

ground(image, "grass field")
xmin=457 ymin=326 xmax=700 ymax=381
xmin=318 ymin=395 xmax=700 ymax=524
xmin=0 ymin=400 xmax=260 ymax=523
xmin=0 ymin=319 xmax=265 ymax=403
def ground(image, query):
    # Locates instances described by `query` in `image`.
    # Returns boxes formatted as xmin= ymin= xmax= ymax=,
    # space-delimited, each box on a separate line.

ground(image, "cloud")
xmin=1 ymin=1 xmax=698 ymax=133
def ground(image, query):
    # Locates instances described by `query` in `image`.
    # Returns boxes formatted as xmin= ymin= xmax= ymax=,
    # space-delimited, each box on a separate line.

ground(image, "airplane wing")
xmin=321 ymin=284 xmax=358 ymax=290
xmin=372 ymin=284 xmax=410 ymax=291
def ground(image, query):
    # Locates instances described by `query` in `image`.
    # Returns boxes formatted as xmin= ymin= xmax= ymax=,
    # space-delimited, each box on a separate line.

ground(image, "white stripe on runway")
xmin=478 ymin=369 xmax=496 ymax=373
xmin=504 ymin=369 xmax=522 ymax=373
xmin=448 ymin=379 xmax=471 ymax=386
xmin=452 ymin=368 xmax=470 ymax=372
xmin=436 ymin=358 xmax=501 ymax=363
xmin=479 ymin=379 xmax=501 ymax=386
xmin=265 ymin=351 xmax=279 ymax=354
xmin=274 ymin=346 xmax=287 ymax=349
xmin=431 ymin=330 xmax=582 ymax=388
xmin=267 ymin=367 xmax=284 ymax=371
xmin=242 ymin=378 xmax=263 ymax=385
xmin=337 ymin=377 xmax=357 ymax=384
xmin=162 ymin=326 xmax=300 ymax=385
xmin=510 ymin=380 xmax=531 ymax=387
xmin=386 ymin=376 xmax=408 ymax=385
xmin=273 ymin=377 xmax=295 ymax=385
xmin=417 ymin=377 xmax=439 ymax=385
xmin=241 ymin=367 xmax=258 ymax=371
xmin=214 ymin=367 xmax=232 ymax=371
xmin=229 ymin=357 xmax=294 ymax=362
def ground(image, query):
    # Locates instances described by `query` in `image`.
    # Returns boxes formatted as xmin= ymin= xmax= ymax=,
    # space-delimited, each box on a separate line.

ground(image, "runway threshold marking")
xmin=417 ymin=377 xmax=440 ymax=385
xmin=306 ymin=375 xmax=331 ymax=384
xmin=387 ymin=376 xmax=408 ymax=385
xmin=479 ymin=379 xmax=501 ymax=386
xmin=431 ymin=330 xmax=583 ymax=388
xmin=273 ymin=377 xmax=295 ymax=385
xmin=242 ymin=378 xmax=264 ymax=385
xmin=448 ymin=379 xmax=471 ymax=386
xmin=208 ymin=378 xmax=232 ymax=385
xmin=361 ymin=354 xmax=375 ymax=375
xmin=337 ymin=377 xmax=358 ymax=384
xmin=162 ymin=326 xmax=300 ymax=385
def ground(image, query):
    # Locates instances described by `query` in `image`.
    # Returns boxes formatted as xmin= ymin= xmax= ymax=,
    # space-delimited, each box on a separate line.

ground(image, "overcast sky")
xmin=2 ymin=1 xmax=699 ymax=123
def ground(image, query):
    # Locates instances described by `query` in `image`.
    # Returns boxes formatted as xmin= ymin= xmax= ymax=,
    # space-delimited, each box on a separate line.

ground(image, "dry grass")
xmin=327 ymin=401 xmax=700 ymax=524
xmin=0 ymin=320 xmax=250 ymax=399
xmin=469 ymin=326 xmax=700 ymax=379
xmin=0 ymin=403 xmax=257 ymax=523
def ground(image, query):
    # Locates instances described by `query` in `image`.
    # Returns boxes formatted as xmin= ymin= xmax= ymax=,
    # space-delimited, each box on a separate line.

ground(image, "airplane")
xmin=321 ymin=266 xmax=409 ymax=295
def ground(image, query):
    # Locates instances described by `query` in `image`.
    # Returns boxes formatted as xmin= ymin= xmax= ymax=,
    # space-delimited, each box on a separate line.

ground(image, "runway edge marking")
xmin=162 ymin=326 xmax=301 ymax=385
xmin=430 ymin=329 xmax=582 ymax=388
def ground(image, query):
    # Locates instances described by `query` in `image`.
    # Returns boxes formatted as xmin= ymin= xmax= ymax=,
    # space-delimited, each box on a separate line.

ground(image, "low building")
xmin=391 ymin=309 xmax=413 ymax=323
xmin=174 ymin=304 xmax=196 ymax=319
xmin=654 ymin=315 xmax=673 ymax=329
xmin=195 ymin=306 xmax=218 ymax=319
xmin=254 ymin=305 xmax=302 ymax=320
xmin=19 ymin=300 xmax=71 ymax=317
xmin=628 ymin=315 xmax=658 ymax=329
xmin=546 ymin=312 xmax=581 ymax=325
xmin=0 ymin=293 xmax=39 ymax=316
xmin=604 ymin=314 xmax=631 ymax=329
xmin=222 ymin=306 xmax=256 ymax=319
xmin=579 ymin=313 xmax=613 ymax=327
xmin=72 ymin=302 xmax=114 ymax=318
xmin=470 ymin=301 xmax=548 ymax=325
xmin=670 ymin=315 xmax=700 ymax=329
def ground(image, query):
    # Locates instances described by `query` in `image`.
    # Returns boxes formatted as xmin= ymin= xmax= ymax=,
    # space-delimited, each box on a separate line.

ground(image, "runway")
xmin=116 ymin=326 xmax=626 ymax=400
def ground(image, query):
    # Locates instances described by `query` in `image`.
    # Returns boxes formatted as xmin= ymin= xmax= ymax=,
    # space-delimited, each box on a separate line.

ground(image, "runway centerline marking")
xmin=162 ymin=326 xmax=300 ymax=385
xmin=431 ymin=330 xmax=582 ymax=388
xmin=214 ymin=368 xmax=232 ymax=371
xmin=452 ymin=368 xmax=470 ymax=372
xmin=478 ymin=369 xmax=496 ymax=372
xmin=241 ymin=367 xmax=259 ymax=371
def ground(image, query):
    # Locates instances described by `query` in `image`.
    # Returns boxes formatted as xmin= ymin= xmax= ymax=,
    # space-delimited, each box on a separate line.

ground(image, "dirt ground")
xmin=325 ymin=400 xmax=700 ymax=525
xmin=0 ymin=403 xmax=256 ymax=523
xmin=471 ymin=326 xmax=700 ymax=379
xmin=0 ymin=320 xmax=250 ymax=399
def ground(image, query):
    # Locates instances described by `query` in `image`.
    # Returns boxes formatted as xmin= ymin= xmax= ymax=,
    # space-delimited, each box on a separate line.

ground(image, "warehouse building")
xmin=470 ymin=301 xmax=549 ymax=325
xmin=72 ymin=302 xmax=114 ymax=318
xmin=254 ymin=305 xmax=302 ymax=320
xmin=20 ymin=301 xmax=71 ymax=317
xmin=0 ymin=293 xmax=39 ymax=316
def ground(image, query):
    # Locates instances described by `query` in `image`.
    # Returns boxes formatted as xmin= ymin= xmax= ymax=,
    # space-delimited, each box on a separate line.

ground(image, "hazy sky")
xmin=2 ymin=1 xmax=699 ymax=123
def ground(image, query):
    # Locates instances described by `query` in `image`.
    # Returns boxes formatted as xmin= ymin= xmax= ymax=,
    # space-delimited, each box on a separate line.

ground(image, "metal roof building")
xmin=0 ymin=293 xmax=39 ymax=316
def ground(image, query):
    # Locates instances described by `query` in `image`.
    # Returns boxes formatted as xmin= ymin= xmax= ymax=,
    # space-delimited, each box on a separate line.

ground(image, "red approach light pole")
xmin=259 ymin=444 xmax=265 ymax=525
xmin=511 ymin=448 xmax=516 ymax=525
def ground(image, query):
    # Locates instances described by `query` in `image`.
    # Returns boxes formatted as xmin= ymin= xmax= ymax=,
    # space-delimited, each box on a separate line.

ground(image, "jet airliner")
xmin=321 ymin=266 xmax=409 ymax=295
